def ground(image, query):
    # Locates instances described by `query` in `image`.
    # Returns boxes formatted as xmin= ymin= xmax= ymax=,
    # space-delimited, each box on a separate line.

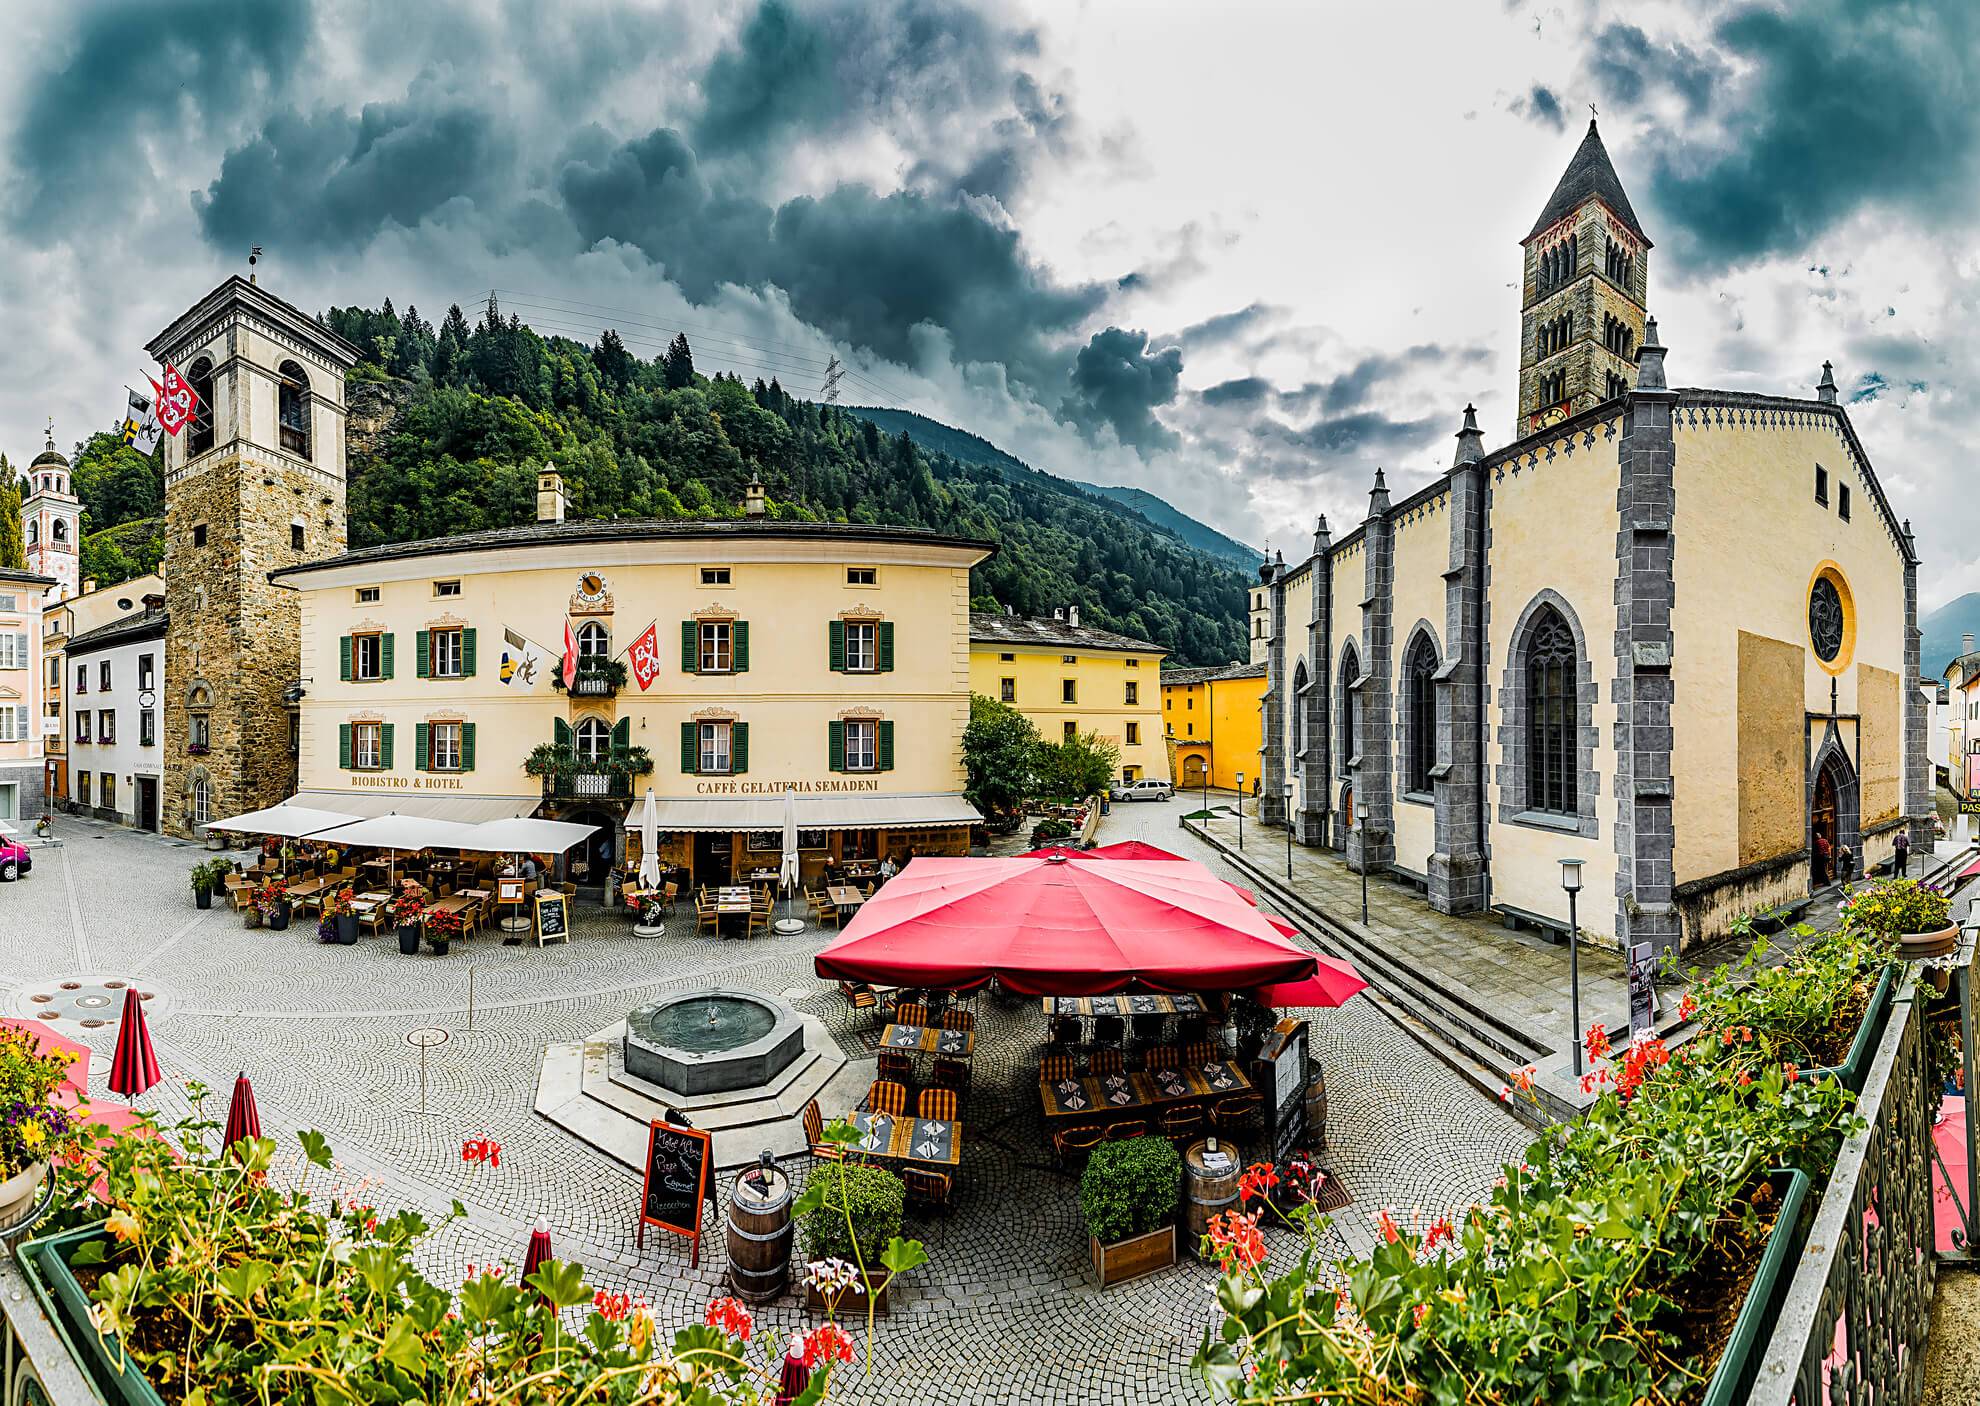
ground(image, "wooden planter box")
xmin=804 ymin=1269 xmax=892 ymax=1317
xmin=1089 ymin=1224 xmax=1176 ymax=1288
xmin=1700 ymin=1168 xmax=1812 ymax=1406
xmin=17 ymin=1222 xmax=168 ymax=1406
xmin=1808 ymin=964 xmax=1897 ymax=1094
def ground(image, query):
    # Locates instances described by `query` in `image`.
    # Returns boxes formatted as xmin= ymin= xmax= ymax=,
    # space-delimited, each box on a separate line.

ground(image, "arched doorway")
xmin=562 ymin=807 xmax=619 ymax=889
xmin=1811 ymin=767 xmax=1837 ymax=885
xmin=1808 ymin=741 xmax=1859 ymax=890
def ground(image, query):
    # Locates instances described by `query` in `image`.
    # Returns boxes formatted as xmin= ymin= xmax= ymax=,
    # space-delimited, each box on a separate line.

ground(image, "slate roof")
xmin=1160 ymin=661 xmax=1265 ymax=687
xmin=66 ymin=607 xmax=168 ymax=657
xmin=968 ymin=611 xmax=1163 ymax=656
xmin=1525 ymin=120 xmax=1651 ymax=247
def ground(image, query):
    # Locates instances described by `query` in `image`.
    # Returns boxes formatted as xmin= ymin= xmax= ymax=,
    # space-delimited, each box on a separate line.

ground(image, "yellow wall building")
xmin=273 ymin=477 xmax=993 ymax=888
xmin=1161 ymin=662 xmax=1264 ymax=792
xmin=968 ymin=610 xmax=1170 ymax=784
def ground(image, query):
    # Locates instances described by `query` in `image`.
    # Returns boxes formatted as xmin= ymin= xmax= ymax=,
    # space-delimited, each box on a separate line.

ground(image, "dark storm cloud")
xmin=1588 ymin=23 xmax=1722 ymax=117
xmin=1281 ymin=345 xmax=1485 ymax=415
xmin=1630 ymin=0 xmax=1980 ymax=269
xmin=1511 ymin=84 xmax=1567 ymax=131
xmin=1201 ymin=376 xmax=1272 ymax=407
xmin=1060 ymin=328 xmax=1183 ymax=451
xmin=10 ymin=0 xmax=311 ymax=239
xmin=1272 ymin=410 xmax=1441 ymax=460
xmin=1173 ymin=303 xmax=1279 ymax=347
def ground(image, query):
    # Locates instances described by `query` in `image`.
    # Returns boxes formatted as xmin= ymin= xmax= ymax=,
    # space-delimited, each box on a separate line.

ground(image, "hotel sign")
xmin=693 ymin=778 xmax=882 ymax=795
xmin=349 ymin=774 xmax=465 ymax=790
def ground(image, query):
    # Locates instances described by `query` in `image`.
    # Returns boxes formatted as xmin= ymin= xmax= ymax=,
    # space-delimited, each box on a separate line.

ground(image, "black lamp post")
xmin=1355 ymin=800 xmax=1369 ymax=925
xmin=1283 ymin=778 xmax=1295 ymax=880
xmin=1235 ymin=771 xmax=1245 ymax=850
xmin=1561 ymin=857 xmax=1584 ymax=1076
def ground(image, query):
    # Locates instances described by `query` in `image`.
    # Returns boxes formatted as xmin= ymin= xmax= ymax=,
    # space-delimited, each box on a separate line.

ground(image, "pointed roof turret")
xmin=1524 ymin=119 xmax=1650 ymax=247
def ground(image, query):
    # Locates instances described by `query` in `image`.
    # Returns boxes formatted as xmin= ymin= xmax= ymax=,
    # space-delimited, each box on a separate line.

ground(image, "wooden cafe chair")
xmin=917 ymin=1087 xmax=958 ymax=1122
xmin=1039 ymin=1053 xmax=1077 ymax=1084
xmin=877 ymin=1051 xmax=914 ymax=1084
xmin=1052 ymin=1123 xmax=1105 ymax=1168
xmin=1089 ymin=1049 xmax=1124 ymax=1077
xmin=802 ymin=1099 xmax=845 ymax=1165
xmin=903 ymin=1167 xmax=954 ymax=1215
xmin=866 ymin=1081 xmax=909 ymax=1118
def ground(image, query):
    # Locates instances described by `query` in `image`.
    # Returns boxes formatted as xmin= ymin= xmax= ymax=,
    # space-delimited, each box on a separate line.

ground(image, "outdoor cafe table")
xmin=826 ymin=885 xmax=865 ymax=913
xmin=1039 ymin=993 xmax=1206 ymax=1017
xmin=285 ymin=875 xmax=340 ymax=909
xmin=713 ymin=885 xmax=755 ymax=937
xmin=879 ymin=1023 xmax=974 ymax=1057
xmin=845 ymin=1111 xmax=963 ymax=1168
xmin=1039 ymin=1060 xmax=1251 ymax=1122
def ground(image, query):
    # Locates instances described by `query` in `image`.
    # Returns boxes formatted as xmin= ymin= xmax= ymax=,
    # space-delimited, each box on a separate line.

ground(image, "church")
xmin=1253 ymin=120 xmax=1930 ymax=955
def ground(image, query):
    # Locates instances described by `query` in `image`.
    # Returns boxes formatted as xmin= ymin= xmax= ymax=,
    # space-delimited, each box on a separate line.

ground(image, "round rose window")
xmin=1809 ymin=576 xmax=1845 ymax=662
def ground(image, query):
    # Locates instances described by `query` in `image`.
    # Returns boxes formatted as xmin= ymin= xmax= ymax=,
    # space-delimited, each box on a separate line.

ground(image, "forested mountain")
xmin=55 ymin=297 xmax=1250 ymax=664
xmin=843 ymin=406 xmax=1260 ymax=569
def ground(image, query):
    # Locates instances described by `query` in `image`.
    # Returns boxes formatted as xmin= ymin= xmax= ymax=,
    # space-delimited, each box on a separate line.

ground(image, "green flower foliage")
xmin=1079 ymin=1136 xmax=1181 ymax=1245
xmin=803 ymin=1162 xmax=905 ymax=1264
xmin=1839 ymin=876 xmax=1952 ymax=940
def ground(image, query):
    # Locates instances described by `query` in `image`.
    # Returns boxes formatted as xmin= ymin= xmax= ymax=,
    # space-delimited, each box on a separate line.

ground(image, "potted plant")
xmin=423 ymin=905 xmax=465 ymax=956
xmin=253 ymin=878 xmax=291 ymax=931
xmin=188 ymin=858 xmax=227 ymax=910
xmin=1080 ymin=1135 xmax=1181 ymax=1287
xmin=0 ymin=1025 xmax=85 ymax=1225
xmin=1840 ymin=876 xmax=1957 ymax=962
xmin=317 ymin=887 xmax=360 ymax=945
xmin=383 ymin=880 xmax=426 ymax=954
xmin=802 ymin=1162 xmax=905 ymax=1315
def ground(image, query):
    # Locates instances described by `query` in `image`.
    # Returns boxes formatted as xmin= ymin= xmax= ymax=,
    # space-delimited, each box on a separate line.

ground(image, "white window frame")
xmin=700 ymin=566 xmax=732 ymax=586
xmin=430 ymin=721 xmax=462 ymax=771
xmin=844 ymin=621 xmax=877 ymax=673
xmin=575 ymin=717 xmax=611 ymax=764
xmin=576 ymin=622 xmax=610 ymax=660
xmin=432 ymin=628 xmax=464 ymax=678
xmin=0 ymin=633 xmax=23 ymax=669
xmin=844 ymin=719 xmax=877 ymax=773
xmin=99 ymin=660 xmax=111 ymax=691
xmin=138 ymin=653 xmax=154 ymax=690
xmin=846 ymin=567 xmax=877 ymax=586
xmin=355 ymin=586 xmax=380 ymax=604
xmin=353 ymin=633 xmax=383 ymax=681
xmin=192 ymin=779 xmax=211 ymax=827
xmin=699 ymin=621 xmax=733 ymax=674
xmin=98 ymin=710 xmax=115 ymax=744
xmin=433 ymin=580 xmax=462 ymax=598
xmin=140 ymin=709 xmax=156 ymax=747
xmin=699 ymin=721 xmax=732 ymax=775
xmin=353 ymin=722 xmax=382 ymax=770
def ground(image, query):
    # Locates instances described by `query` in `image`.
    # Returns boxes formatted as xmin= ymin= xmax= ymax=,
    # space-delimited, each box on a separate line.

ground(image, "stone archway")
xmin=1807 ymin=736 xmax=1860 ymax=889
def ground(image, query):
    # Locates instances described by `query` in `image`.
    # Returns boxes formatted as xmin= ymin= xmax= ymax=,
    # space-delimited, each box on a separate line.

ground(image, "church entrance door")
xmin=1811 ymin=767 xmax=1838 ymax=886
xmin=1342 ymin=785 xmax=1355 ymax=830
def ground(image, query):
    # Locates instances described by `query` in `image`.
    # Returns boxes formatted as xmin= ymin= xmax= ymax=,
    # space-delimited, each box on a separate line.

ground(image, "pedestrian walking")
xmin=1836 ymin=842 xmax=1854 ymax=886
xmin=1894 ymin=829 xmax=1910 ymax=877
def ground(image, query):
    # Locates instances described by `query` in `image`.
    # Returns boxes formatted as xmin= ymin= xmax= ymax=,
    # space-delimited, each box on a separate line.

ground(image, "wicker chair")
xmin=917 ymin=1088 xmax=958 ymax=1121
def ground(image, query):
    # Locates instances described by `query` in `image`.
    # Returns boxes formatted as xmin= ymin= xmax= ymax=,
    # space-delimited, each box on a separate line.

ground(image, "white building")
xmin=63 ymin=599 xmax=168 ymax=831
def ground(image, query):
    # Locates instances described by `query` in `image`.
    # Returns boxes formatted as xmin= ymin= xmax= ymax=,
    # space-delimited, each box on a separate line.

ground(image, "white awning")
xmin=649 ymin=793 xmax=981 ymax=833
xmin=311 ymin=814 xmax=485 ymax=852
xmin=461 ymin=817 xmax=600 ymax=855
xmin=291 ymin=790 xmax=538 ymax=824
xmin=205 ymin=803 xmax=364 ymax=838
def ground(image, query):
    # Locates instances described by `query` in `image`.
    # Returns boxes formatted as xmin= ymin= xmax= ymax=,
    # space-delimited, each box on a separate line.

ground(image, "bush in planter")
xmin=804 ymin=1161 xmax=905 ymax=1264
xmin=0 ymin=1025 xmax=87 ymax=1219
xmin=1079 ymin=1136 xmax=1181 ymax=1245
xmin=1840 ymin=876 xmax=1953 ymax=941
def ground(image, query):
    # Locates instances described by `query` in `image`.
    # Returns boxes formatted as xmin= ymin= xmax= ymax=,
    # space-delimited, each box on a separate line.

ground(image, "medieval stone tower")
xmin=149 ymin=277 xmax=359 ymax=836
xmin=1517 ymin=120 xmax=1651 ymax=435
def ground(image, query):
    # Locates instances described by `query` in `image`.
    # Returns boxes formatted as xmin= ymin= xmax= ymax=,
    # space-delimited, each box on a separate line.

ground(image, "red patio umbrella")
xmin=1021 ymin=840 xmax=1259 ymax=903
xmin=223 ymin=1072 xmax=262 ymax=1152
xmin=814 ymin=854 xmax=1317 ymax=996
xmin=522 ymin=1217 xmax=553 ymax=1302
xmin=1251 ymin=956 xmax=1368 ymax=1009
xmin=0 ymin=1018 xmax=90 ymax=1100
xmin=107 ymin=988 xmax=161 ymax=1100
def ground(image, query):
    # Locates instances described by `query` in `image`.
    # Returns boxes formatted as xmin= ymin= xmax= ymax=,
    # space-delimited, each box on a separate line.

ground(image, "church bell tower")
xmin=1517 ymin=119 xmax=1651 ymax=435
xmin=149 ymin=277 xmax=360 ymax=836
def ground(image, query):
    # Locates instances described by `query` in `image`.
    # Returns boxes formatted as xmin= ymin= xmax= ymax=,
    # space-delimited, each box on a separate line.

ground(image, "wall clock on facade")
xmin=1809 ymin=576 xmax=1845 ymax=662
xmin=575 ymin=572 xmax=609 ymax=605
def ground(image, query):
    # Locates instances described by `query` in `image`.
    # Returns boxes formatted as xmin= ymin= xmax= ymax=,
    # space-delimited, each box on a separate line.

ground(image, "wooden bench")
xmin=1494 ymin=902 xmax=1573 ymax=944
xmin=1385 ymin=863 xmax=1430 ymax=896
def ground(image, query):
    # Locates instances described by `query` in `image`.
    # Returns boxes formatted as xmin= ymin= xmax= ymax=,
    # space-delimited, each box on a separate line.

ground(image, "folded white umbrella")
xmin=778 ymin=788 xmax=800 ymax=898
xmin=635 ymin=789 xmax=661 ymax=889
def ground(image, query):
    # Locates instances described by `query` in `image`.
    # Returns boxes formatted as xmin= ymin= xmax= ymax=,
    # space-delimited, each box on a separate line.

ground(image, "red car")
xmin=0 ymin=839 xmax=31 ymax=882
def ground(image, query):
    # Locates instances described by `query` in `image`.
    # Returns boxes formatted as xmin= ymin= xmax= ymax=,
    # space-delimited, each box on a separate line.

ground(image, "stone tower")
xmin=1516 ymin=120 xmax=1651 ymax=435
xmin=148 ymin=277 xmax=359 ymax=836
xmin=22 ymin=426 xmax=80 ymax=602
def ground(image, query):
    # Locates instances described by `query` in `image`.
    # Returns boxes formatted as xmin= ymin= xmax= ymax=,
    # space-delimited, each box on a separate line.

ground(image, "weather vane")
xmin=1589 ymin=103 xmax=1598 ymax=119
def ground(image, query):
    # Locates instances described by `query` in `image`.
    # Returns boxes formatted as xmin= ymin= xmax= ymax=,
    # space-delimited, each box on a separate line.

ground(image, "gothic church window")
xmin=1405 ymin=635 xmax=1438 ymax=795
xmin=1523 ymin=606 xmax=1578 ymax=816
xmin=186 ymin=358 xmax=216 ymax=457
xmin=278 ymin=361 xmax=311 ymax=459
xmin=1291 ymin=660 xmax=1309 ymax=758
xmin=1338 ymin=643 xmax=1360 ymax=770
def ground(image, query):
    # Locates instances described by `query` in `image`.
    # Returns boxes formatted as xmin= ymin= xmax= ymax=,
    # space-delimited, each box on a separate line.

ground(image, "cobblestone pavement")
xmin=1 ymin=813 xmax=1530 ymax=1403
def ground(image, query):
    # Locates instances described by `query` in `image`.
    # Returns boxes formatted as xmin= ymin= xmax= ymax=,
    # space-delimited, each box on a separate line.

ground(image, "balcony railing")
xmin=541 ymin=771 xmax=632 ymax=801
xmin=554 ymin=661 xmax=626 ymax=698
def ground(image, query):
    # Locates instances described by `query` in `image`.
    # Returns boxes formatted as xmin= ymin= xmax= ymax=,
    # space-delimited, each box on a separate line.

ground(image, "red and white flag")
xmin=628 ymin=621 xmax=661 ymax=691
xmin=148 ymin=362 xmax=201 ymax=436
xmin=561 ymin=619 xmax=578 ymax=690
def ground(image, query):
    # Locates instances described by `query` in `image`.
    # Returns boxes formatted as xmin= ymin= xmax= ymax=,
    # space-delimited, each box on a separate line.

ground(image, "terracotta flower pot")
xmin=0 ymin=1160 xmax=48 ymax=1225
xmin=1899 ymin=923 xmax=1959 ymax=961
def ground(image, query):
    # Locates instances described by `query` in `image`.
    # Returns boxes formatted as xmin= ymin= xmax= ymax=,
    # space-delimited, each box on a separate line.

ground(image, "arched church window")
xmin=1405 ymin=634 xmax=1439 ymax=795
xmin=52 ymin=520 xmax=66 ymax=543
xmin=575 ymin=717 xmax=611 ymax=764
xmin=278 ymin=361 xmax=311 ymax=459
xmin=186 ymin=358 xmax=216 ymax=457
xmin=26 ymin=520 xmax=35 ymax=545
xmin=192 ymin=778 xmax=211 ymax=828
xmin=1338 ymin=643 xmax=1360 ymax=772
xmin=1291 ymin=660 xmax=1309 ymax=759
xmin=1524 ymin=606 xmax=1578 ymax=815
xmin=577 ymin=622 xmax=610 ymax=659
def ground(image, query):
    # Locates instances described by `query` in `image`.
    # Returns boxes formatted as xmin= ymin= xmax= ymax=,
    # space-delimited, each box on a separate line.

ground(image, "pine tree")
xmin=663 ymin=333 xmax=696 ymax=389
xmin=594 ymin=329 xmax=636 ymax=391
xmin=0 ymin=475 xmax=24 ymax=571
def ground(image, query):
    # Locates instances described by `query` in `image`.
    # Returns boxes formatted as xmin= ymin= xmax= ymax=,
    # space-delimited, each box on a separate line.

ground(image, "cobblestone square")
xmin=1 ymin=806 xmax=1529 ymax=1403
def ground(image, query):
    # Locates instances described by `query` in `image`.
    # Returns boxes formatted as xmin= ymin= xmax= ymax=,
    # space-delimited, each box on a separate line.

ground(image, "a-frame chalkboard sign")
xmin=637 ymin=1119 xmax=712 ymax=1266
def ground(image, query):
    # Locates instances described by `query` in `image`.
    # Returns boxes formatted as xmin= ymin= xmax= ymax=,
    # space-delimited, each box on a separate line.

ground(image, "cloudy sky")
xmin=6 ymin=0 xmax=1977 ymax=607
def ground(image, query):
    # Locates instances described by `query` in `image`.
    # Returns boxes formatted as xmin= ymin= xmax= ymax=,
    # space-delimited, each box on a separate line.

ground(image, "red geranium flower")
xmin=704 ymin=1295 xmax=754 ymax=1342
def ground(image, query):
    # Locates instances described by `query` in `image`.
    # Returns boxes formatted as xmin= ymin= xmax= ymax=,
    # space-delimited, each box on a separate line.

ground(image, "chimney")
xmin=82 ymin=577 xmax=97 ymax=595
xmin=743 ymin=477 xmax=767 ymax=517
xmin=1965 ymin=633 xmax=1974 ymax=656
xmin=1053 ymin=607 xmax=1064 ymax=622
xmin=536 ymin=462 xmax=566 ymax=524
xmin=1817 ymin=361 xmax=1839 ymax=405
xmin=1068 ymin=605 xmax=1080 ymax=628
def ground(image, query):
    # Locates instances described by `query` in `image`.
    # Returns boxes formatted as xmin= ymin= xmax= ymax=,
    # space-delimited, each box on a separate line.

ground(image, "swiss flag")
xmin=149 ymin=363 xmax=201 ymax=436
xmin=561 ymin=619 xmax=578 ymax=690
xmin=628 ymin=621 xmax=661 ymax=691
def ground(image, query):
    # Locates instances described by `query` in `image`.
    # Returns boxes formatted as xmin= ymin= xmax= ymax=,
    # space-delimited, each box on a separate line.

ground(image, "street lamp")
xmin=1355 ymin=801 xmax=1369 ymax=925
xmin=1561 ymin=857 xmax=1585 ymax=1076
xmin=1283 ymin=778 xmax=1296 ymax=880
xmin=1235 ymin=772 xmax=1245 ymax=849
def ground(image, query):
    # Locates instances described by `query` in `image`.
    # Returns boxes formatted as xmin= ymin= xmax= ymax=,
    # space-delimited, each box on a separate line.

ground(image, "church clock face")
xmin=1809 ymin=577 xmax=1845 ymax=662
xmin=1538 ymin=404 xmax=1569 ymax=428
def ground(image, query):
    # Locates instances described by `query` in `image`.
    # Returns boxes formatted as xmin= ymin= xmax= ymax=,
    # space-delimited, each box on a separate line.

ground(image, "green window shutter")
xmin=732 ymin=722 xmax=749 ymax=775
xmin=878 ymin=720 xmax=895 ymax=772
xmin=611 ymin=717 xmax=631 ymax=760
xmin=553 ymin=717 xmax=573 ymax=749
xmin=681 ymin=721 xmax=697 ymax=774
xmin=462 ymin=723 xmax=476 ymax=771
xmin=681 ymin=620 xmax=697 ymax=673
xmin=462 ymin=628 xmax=477 ymax=678
xmin=338 ymin=723 xmax=352 ymax=769
xmin=828 ymin=720 xmax=845 ymax=773
xmin=733 ymin=621 xmax=750 ymax=672
xmin=380 ymin=723 xmax=396 ymax=770
xmin=415 ymin=722 xmax=430 ymax=771
xmin=339 ymin=636 xmax=352 ymax=682
xmin=381 ymin=633 xmax=396 ymax=680
xmin=829 ymin=619 xmax=845 ymax=672
xmin=415 ymin=630 xmax=430 ymax=678
xmin=878 ymin=621 xmax=895 ymax=672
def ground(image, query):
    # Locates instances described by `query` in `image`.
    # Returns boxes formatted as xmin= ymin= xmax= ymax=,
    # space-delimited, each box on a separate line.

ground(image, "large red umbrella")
xmin=0 ymin=1018 xmax=89 ymax=1100
xmin=814 ymin=854 xmax=1317 ymax=996
xmin=1021 ymin=840 xmax=1258 ymax=903
xmin=107 ymin=988 xmax=161 ymax=1100
xmin=1251 ymin=956 xmax=1369 ymax=1009
xmin=223 ymin=1072 xmax=262 ymax=1152
xmin=522 ymin=1218 xmax=553 ymax=1302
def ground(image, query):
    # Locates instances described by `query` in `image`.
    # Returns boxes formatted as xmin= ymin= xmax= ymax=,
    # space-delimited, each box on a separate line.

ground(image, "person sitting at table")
xmin=520 ymin=854 xmax=540 ymax=881
xmin=878 ymin=853 xmax=899 ymax=882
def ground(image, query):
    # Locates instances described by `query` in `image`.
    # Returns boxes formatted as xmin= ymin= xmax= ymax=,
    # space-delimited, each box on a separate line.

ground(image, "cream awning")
xmin=310 ymin=814 xmax=486 ymax=851
xmin=648 ymin=793 xmax=981 ymax=832
xmin=291 ymin=790 xmax=538 ymax=824
xmin=204 ymin=802 xmax=364 ymax=838
xmin=461 ymin=817 xmax=601 ymax=855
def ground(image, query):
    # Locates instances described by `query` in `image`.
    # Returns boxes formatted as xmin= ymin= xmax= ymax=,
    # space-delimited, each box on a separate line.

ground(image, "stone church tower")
xmin=22 ymin=427 xmax=81 ymax=602
xmin=1516 ymin=120 xmax=1651 ymax=435
xmin=148 ymin=277 xmax=359 ymax=836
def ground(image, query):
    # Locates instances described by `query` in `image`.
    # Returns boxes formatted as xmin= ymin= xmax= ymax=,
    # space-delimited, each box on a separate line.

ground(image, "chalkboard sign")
xmin=1258 ymin=1018 xmax=1310 ymax=1168
xmin=535 ymin=890 xmax=570 ymax=944
xmin=637 ymin=1119 xmax=712 ymax=1265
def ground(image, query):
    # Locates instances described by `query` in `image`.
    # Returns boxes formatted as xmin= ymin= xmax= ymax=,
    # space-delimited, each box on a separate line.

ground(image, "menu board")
xmin=535 ymin=891 xmax=569 ymax=943
xmin=637 ymin=1120 xmax=712 ymax=1265
xmin=1261 ymin=1018 xmax=1310 ymax=1167
xmin=498 ymin=877 xmax=524 ymax=904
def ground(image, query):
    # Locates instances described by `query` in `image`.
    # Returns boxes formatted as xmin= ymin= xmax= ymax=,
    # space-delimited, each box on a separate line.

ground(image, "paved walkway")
xmin=1 ymin=815 xmax=1531 ymax=1405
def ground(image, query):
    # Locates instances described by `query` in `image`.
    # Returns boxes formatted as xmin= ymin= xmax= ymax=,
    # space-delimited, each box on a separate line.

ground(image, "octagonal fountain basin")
xmin=625 ymin=990 xmax=805 ymax=1096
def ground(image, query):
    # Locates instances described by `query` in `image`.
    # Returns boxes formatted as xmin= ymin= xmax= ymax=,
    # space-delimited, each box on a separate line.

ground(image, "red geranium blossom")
xmin=704 ymin=1295 xmax=754 ymax=1341
xmin=802 ymin=1322 xmax=856 ymax=1368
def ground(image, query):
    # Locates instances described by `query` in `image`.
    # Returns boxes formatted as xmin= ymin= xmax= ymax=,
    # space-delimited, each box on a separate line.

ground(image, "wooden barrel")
xmin=1184 ymin=1138 xmax=1242 ymax=1260
xmin=1305 ymin=1063 xmax=1328 ymax=1153
xmin=725 ymin=1164 xmax=793 ymax=1304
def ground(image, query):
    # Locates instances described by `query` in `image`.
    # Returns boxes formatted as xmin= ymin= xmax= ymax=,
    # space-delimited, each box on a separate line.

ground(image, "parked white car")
xmin=1108 ymin=777 xmax=1175 ymax=802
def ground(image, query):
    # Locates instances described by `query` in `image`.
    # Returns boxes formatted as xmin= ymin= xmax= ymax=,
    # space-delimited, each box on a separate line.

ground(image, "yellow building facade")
xmin=274 ymin=486 xmax=992 ymax=888
xmin=1161 ymin=662 xmax=1264 ymax=792
xmin=968 ymin=611 xmax=1170 ymax=784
